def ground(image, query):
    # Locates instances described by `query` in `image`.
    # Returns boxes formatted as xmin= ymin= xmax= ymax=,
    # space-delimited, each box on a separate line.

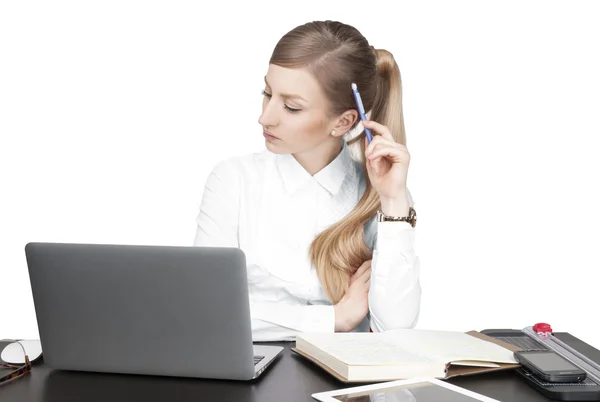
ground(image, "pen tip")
xmin=351 ymin=83 xmax=357 ymax=90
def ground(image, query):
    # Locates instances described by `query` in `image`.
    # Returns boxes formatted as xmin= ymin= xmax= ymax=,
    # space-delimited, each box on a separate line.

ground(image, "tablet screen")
xmin=332 ymin=381 xmax=484 ymax=402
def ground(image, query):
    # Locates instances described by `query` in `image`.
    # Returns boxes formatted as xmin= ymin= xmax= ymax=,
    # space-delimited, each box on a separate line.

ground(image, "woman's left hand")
xmin=363 ymin=120 xmax=410 ymax=202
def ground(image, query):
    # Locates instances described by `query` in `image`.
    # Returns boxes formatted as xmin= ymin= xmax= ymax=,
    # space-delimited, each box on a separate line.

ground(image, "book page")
xmin=450 ymin=360 xmax=500 ymax=367
xmin=382 ymin=329 xmax=517 ymax=364
xmin=297 ymin=333 xmax=433 ymax=365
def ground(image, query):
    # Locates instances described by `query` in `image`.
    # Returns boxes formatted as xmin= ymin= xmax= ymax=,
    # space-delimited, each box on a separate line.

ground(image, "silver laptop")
xmin=24 ymin=242 xmax=283 ymax=380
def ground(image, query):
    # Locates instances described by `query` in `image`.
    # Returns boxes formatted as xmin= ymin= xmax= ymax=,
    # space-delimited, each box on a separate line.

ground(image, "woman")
xmin=194 ymin=20 xmax=420 ymax=342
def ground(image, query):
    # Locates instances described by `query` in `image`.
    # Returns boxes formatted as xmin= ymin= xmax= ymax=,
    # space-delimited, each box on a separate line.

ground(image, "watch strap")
xmin=377 ymin=207 xmax=417 ymax=227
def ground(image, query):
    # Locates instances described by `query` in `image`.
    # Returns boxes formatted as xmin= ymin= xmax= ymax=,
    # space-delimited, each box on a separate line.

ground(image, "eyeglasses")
xmin=0 ymin=341 xmax=32 ymax=386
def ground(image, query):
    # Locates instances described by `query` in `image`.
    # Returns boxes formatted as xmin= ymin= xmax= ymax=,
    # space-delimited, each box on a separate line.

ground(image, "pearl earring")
xmin=331 ymin=130 xmax=336 ymax=136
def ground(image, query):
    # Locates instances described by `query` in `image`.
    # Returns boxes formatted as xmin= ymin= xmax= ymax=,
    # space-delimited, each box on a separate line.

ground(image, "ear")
xmin=332 ymin=109 xmax=358 ymax=138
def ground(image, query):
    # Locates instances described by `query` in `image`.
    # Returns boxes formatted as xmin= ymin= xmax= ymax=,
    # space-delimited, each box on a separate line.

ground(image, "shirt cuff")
xmin=301 ymin=304 xmax=335 ymax=333
xmin=377 ymin=221 xmax=415 ymax=254
xmin=250 ymin=301 xmax=335 ymax=334
xmin=372 ymin=221 xmax=416 ymax=277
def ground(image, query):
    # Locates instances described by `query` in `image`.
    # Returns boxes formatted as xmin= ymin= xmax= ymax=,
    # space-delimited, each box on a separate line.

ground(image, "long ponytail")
xmin=309 ymin=48 xmax=406 ymax=303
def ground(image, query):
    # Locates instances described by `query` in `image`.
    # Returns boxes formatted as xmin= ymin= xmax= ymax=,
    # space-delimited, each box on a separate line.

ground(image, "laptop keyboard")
xmin=254 ymin=355 xmax=264 ymax=365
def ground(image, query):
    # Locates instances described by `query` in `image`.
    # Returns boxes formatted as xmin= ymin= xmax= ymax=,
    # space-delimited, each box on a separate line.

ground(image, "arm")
xmin=368 ymin=221 xmax=421 ymax=332
xmin=360 ymin=119 xmax=421 ymax=332
xmin=250 ymin=301 xmax=335 ymax=341
xmin=368 ymin=190 xmax=421 ymax=332
xmin=193 ymin=160 xmax=240 ymax=248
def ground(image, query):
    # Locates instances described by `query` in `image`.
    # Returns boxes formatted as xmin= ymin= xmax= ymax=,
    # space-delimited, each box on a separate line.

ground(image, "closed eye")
xmin=261 ymin=90 xmax=301 ymax=113
xmin=284 ymin=105 xmax=301 ymax=113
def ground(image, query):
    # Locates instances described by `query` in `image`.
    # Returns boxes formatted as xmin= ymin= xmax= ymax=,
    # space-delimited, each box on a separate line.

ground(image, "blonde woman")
xmin=194 ymin=20 xmax=420 ymax=342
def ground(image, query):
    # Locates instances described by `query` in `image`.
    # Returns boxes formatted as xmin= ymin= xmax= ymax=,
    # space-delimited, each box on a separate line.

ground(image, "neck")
xmin=293 ymin=138 xmax=344 ymax=176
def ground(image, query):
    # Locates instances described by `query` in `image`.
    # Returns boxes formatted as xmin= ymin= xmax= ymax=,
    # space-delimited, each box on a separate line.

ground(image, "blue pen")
xmin=351 ymin=83 xmax=373 ymax=143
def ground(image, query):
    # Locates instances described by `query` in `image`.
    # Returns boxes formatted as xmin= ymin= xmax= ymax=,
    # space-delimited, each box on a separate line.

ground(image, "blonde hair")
xmin=269 ymin=21 xmax=406 ymax=303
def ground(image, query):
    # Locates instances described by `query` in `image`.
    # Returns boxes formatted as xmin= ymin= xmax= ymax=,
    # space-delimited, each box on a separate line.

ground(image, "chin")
xmin=264 ymin=141 xmax=288 ymax=154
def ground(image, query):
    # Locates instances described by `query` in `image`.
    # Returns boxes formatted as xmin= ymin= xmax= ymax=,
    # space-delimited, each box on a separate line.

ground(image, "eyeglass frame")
xmin=0 ymin=341 xmax=32 ymax=386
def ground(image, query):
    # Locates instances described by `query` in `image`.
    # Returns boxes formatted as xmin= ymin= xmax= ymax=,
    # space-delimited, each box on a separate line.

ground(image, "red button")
xmin=533 ymin=322 xmax=552 ymax=333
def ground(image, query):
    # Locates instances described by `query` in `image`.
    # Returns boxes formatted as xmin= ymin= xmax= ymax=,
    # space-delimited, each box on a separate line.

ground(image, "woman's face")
xmin=258 ymin=64 xmax=337 ymax=154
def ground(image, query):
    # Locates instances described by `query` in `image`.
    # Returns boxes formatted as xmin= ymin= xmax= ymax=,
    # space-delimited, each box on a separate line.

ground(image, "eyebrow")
xmin=264 ymin=76 xmax=308 ymax=103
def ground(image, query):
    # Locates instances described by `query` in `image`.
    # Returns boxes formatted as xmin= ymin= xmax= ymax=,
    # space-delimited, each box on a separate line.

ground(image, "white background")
xmin=1 ymin=1 xmax=599 ymax=348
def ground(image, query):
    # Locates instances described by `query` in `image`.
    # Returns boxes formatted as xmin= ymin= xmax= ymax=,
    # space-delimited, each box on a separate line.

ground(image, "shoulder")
xmin=209 ymin=149 xmax=273 ymax=178
xmin=203 ymin=150 xmax=274 ymax=195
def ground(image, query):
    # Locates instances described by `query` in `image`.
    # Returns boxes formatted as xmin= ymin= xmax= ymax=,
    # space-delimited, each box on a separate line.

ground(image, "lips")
xmin=263 ymin=130 xmax=279 ymax=139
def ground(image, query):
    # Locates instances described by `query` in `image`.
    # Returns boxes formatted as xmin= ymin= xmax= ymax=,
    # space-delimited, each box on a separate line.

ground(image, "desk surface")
xmin=1 ymin=333 xmax=597 ymax=402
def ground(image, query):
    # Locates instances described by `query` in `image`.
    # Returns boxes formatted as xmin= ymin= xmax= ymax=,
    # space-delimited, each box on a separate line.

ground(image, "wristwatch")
xmin=377 ymin=207 xmax=417 ymax=227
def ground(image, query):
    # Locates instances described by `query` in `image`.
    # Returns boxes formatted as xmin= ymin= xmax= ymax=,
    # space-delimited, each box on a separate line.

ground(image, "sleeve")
xmin=250 ymin=301 xmax=336 ymax=341
xmin=193 ymin=159 xmax=240 ymax=248
xmin=367 ymin=189 xmax=421 ymax=332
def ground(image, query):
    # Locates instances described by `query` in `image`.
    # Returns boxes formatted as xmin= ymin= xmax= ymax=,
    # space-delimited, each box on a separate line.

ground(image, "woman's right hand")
xmin=334 ymin=260 xmax=372 ymax=332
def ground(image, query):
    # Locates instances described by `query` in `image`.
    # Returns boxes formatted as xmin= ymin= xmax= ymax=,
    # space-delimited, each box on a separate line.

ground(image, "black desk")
xmin=1 ymin=333 xmax=598 ymax=402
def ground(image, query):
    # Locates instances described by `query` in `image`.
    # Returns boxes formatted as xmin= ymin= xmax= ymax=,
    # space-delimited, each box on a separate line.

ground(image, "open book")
xmin=292 ymin=329 xmax=520 ymax=382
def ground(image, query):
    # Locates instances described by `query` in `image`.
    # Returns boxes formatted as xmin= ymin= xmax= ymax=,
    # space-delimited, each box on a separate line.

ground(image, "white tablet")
xmin=312 ymin=377 xmax=500 ymax=402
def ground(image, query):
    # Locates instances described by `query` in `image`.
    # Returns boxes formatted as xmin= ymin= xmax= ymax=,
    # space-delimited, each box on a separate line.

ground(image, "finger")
xmin=350 ymin=260 xmax=372 ymax=284
xmin=367 ymin=147 xmax=407 ymax=161
xmin=359 ymin=266 xmax=372 ymax=283
xmin=367 ymin=144 xmax=397 ymax=179
xmin=351 ymin=260 xmax=371 ymax=279
xmin=357 ymin=259 xmax=372 ymax=273
xmin=367 ymin=156 xmax=381 ymax=177
xmin=363 ymin=120 xmax=394 ymax=142
xmin=366 ymin=142 xmax=398 ymax=159
xmin=365 ymin=151 xmax=375 ymax=172
xmin=350 ymin=270 xmax=371 ymax=289
xmin=365 ymin=136 xmax=396 ymax=156
xmin=367 ymin=146 xmax=409 ymax=164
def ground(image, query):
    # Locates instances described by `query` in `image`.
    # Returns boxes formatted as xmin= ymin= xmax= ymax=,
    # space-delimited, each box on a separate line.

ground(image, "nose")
xmin=258 ymin=99 xmax=279 ymax=128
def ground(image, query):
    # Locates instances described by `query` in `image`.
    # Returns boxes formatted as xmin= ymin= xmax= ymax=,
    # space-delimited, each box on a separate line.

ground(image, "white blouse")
xmin=193 ymin=142 xmax=421 ymax=342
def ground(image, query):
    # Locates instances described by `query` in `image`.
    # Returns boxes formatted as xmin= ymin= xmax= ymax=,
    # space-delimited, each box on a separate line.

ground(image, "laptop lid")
xmin=25 ymin=242 xmax=257 ymax=380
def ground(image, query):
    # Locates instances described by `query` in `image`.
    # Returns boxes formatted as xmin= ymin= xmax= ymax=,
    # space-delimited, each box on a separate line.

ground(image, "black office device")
xmin=482 ymin=324 xmax=600 ymax=401
xmin=514 ymin=350 xmax=586 ymax=383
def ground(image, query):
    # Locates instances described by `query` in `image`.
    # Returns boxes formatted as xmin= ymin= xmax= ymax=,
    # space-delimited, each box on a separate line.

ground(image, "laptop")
xmin=24 ymin=242 xmax=283 ymax=380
